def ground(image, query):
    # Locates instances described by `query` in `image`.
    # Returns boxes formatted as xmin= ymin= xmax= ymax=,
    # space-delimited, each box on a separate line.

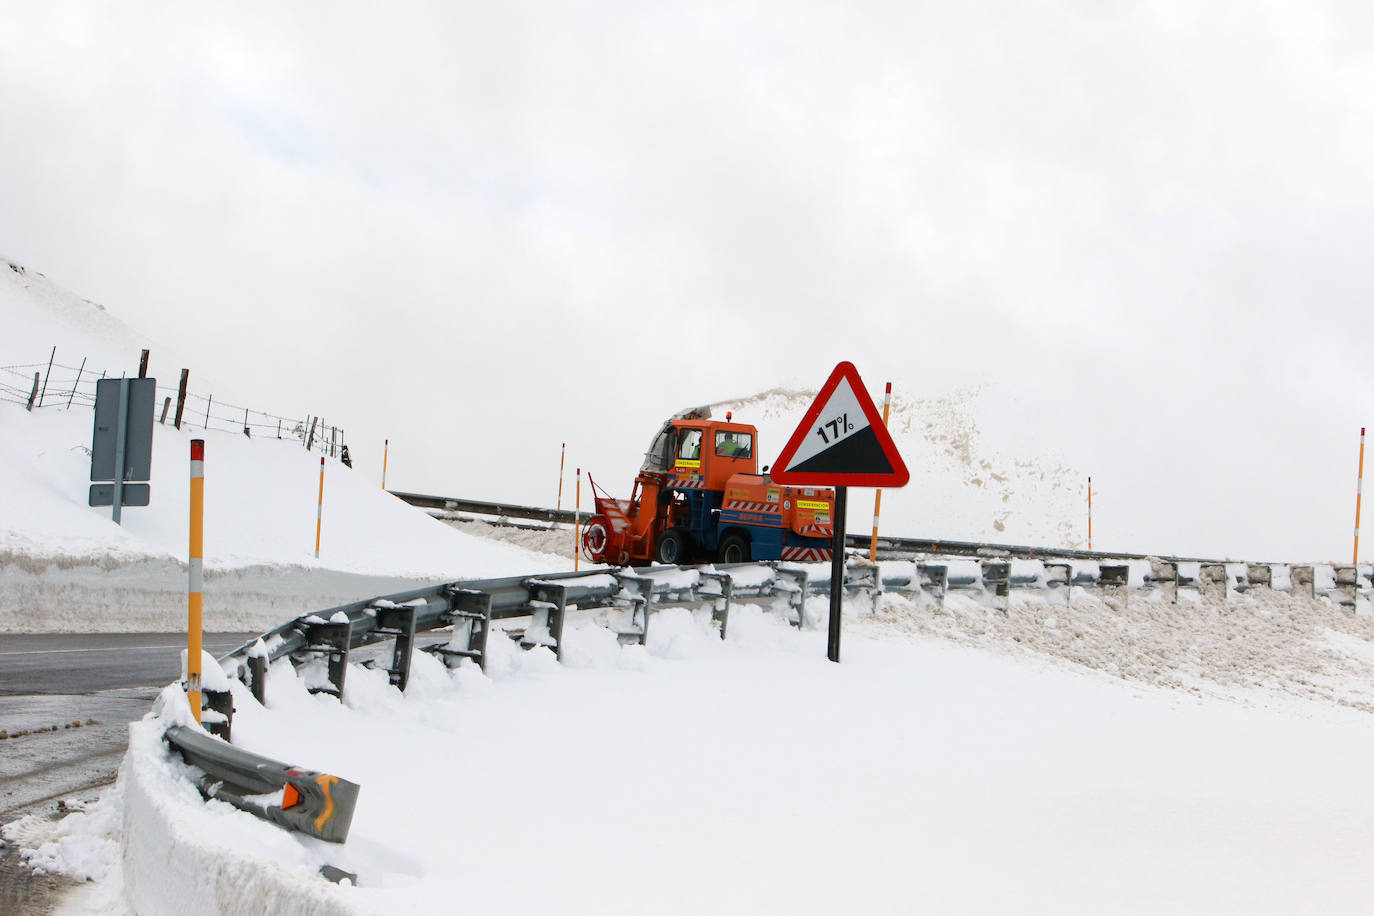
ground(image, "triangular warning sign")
xmin=770 ymin=362 xmax=909 ymax=487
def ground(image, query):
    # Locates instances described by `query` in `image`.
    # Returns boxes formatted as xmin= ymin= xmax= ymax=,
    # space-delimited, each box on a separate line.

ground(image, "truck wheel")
xmin=656 ymin=529 xmax=689 ymax=565
xmin=718 ymin=533 xmax=751 ymax=564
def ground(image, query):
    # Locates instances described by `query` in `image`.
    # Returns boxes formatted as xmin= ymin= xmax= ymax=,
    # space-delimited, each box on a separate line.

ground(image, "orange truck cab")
xmin=583 ymin=408 xmax=836 ymax=567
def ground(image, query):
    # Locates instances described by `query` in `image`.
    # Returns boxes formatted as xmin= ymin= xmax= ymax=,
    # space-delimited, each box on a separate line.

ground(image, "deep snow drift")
xmin=13 ymin=598 xmax=1374 ymax=915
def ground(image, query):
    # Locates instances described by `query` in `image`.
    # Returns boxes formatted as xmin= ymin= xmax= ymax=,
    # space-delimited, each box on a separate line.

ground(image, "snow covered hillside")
xmin=0 ymin=256 xmax=578 ymax=632
xmin=0 ymin=401 xmax=573 ymax=632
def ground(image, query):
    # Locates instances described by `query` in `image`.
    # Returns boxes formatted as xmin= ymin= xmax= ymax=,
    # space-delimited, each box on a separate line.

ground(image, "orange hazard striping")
xmin=314 ymin=774 xmax=338 ymax=831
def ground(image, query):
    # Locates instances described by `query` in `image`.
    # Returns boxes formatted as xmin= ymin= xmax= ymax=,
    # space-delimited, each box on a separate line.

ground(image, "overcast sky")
xmin=3 ymin=1 xmax=1373 ymax=560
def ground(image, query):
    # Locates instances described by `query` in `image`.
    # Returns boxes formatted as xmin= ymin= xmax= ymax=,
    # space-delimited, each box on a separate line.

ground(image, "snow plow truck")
xmin=581 ymin=407 xmax=836 ymax=567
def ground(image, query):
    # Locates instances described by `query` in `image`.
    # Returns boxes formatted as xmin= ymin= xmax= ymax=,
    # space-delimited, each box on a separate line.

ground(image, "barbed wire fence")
xmin=1 ymin=347 xmax=349 ymax=459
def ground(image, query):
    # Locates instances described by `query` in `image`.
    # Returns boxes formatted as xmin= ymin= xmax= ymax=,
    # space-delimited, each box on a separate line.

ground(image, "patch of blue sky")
xmin=220 ymin=97 xmax=321 ymax=169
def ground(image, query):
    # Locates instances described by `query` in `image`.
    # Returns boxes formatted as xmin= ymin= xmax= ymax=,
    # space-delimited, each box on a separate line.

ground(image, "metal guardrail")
xmin=191 ymin=552 xmax=1365 ymax=847
xmin=389 ymin=490 xmax=582 ymax=526
xmin=217 ymin=564 xmax=796 ymax=703
xmin=164 ymin=724 xmax=361 ymax=844
xmin=388 ymin=490 xmax=1233 ymax=564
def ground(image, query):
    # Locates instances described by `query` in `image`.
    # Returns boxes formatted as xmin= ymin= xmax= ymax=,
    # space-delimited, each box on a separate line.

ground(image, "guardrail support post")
xmin=771 ymin=563 xmax=810 ymax=628
xmin=698 ymin=571 xmax=733 ymax=639
xmin=1148 ymin=559 xmax=1179 ymax=603
xmin=247 ymin=654 xmax=269 ymax=705
xmin=917 ymin=562 xmax=948 ymax=604
xmin=1044 ymin=562 xmax=1071 ymax=607
xmin=372 ymin=603 xmax=419 ymax=691
xmin=610 ymin=573 xmax=652 ymax=645
xmin=203 ymin=688 xmax=233 ymax=740
xmin=303 ymin=619 xmax=353 ymax=699
xmin=1199 ymin=563 xmax=1227 ymax=601
xmin=433 ymin=587 xmax=494 ymax=670
xmin=1099 ymin=564 xmax=1130 ymax=607
xmin=981 ymin=560 xmax=1010 ymax=612
xmin=523 ymin=581 xmax=568 ymax=660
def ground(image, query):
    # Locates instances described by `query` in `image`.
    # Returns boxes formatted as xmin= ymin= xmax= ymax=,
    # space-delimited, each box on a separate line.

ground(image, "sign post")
xmin=771 ymin=362 xmax=909 ymax=662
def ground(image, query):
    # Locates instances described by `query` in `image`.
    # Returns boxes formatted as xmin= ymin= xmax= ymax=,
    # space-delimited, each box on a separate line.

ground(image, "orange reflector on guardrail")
xmin=282 ymin=783 xmax=301 ymax=809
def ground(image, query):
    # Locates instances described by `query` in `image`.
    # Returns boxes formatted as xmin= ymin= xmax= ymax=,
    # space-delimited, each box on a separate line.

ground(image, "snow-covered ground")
xmin=6 ymin=261 xmax=1374 ymax=913
xmin=12 ymin=599 xmax=1374 ymax=915
xmin=0 ymin=402 xmax=576 ymax=633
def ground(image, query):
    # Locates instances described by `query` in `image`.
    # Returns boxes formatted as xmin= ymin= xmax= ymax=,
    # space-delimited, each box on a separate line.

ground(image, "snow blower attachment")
xmin=582 ymin=409 xmax=838 ymax=566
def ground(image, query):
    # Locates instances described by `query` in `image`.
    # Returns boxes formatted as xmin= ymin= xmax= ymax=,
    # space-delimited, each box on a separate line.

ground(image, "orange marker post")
xmin=574 ymin=468 xmax=581 ymax=572
xmin=869 ymin=382 xmax=893 ymax=561
xmin=314 ymin=456 xmax=325 ymax=558
xmin=188 ymin=440 xmax=205 ymax=724
xmin=1087 ymin=476 xmax=1093 ymax=551
xmin=557 ymin=443 xmax=566 ymax=511
xmin=1356 ymin=428 xmax=1366 ymax=565
xmin=382 ymin=439 xmax=389 ymax=490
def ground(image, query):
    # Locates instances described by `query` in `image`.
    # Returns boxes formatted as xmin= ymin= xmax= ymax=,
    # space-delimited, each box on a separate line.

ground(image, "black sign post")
xmin=770 ymin=362 xmax=910 ymax=663
xmin=827 ymin=486 xmax=848 ymax=662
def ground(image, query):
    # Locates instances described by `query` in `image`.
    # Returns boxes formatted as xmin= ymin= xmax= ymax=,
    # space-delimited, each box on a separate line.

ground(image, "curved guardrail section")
xmin=213 ymin=554 xmax=1364 ymax=729
xmin=172 ymin=552 xmax=1369 ymax=852
xmin=164 ymin=724 xmax=361 ymax=844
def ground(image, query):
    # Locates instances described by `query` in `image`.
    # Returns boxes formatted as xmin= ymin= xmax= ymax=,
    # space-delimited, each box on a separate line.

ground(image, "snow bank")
xmin=0 ymin=402 xmax=577 ymax=631
xmin=117 ymin=687 xmax=363 ymax=916
xmin=25 ymin=591 xmax=1374 ymax=915
xmin=869 ymin=581 xmax=1374 ymax=711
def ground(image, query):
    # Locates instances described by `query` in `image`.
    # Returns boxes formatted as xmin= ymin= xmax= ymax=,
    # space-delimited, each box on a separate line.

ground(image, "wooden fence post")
xmin=174 ymin=369 xmax=189 ymax=429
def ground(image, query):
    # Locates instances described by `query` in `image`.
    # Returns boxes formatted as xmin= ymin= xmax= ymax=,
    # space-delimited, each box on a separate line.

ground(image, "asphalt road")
xmin=0 ymin=632 xmax=256 ymax=697
xmin=0 ymin=631 xmax=257 ymax=818
xmin=0 ymin=632 xmax=259 ymax=911
xmin=1 ymin=631 xmax=258 ymax=818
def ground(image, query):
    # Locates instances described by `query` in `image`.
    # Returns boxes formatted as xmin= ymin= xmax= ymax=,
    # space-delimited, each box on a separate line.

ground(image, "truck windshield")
xmin=641 ymin=423 xmax=674 ymax=473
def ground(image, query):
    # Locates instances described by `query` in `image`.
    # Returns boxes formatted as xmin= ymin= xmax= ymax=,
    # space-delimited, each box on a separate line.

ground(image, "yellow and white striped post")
xmin=1087 ymin=476 xmax=1093 ymax=551
xmin=381 ymin=438 xmax=389 ymax=490
xmin=188 ymin=439 xmax=205 ymax=725
xmin=1355 ymin=427 xmax=1366 ymax=565
xmin=314 ymin=456 xmax=325 ymax=558
xmin=574 ymin=468 xmax=581 ymax=572
xmin=557 ymin=443 xmax=566 ymax=511
xmin=869 ymin=381 xmax=893 ymax=561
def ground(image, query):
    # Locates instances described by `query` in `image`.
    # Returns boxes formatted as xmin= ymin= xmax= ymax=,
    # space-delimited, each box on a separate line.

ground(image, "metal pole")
xmin=203 ymin=394 xmax=212 ymax=429
xmin=188 ymin=439 xmax=205 ymax=725
xmin=111 ymin=379 xmax=129 ymax=525
xmin=382 ymin=439 xmax=389 ymax=490
xmin=26 ymin=372 xmax=39 ymax=411
xmin=557 ymin=443 xmax=566 ymax=511
xmin=1356 ymin=428 xmax=1366 ymax=565
xmin=38 ymin=346 xmax=55 ymax=407
xmin=574 ymin=468 xmax=581 ymax=572
xmin=828 ymin=486 xmax=848 ymax=663
xmin=314 ymin=457 xmax=325 ymax=558
xmin=67 ymin=357 xmax=86 ymax=409
xmin=1088 ymin=476 xmax=1093 ymax=551
xmin=870 ymin=382 xmax=892 ymax=561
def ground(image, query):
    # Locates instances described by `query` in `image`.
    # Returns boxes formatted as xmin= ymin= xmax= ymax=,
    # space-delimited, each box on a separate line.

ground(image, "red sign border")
xmin=770 ymin=361 xmax=910 ymax=487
